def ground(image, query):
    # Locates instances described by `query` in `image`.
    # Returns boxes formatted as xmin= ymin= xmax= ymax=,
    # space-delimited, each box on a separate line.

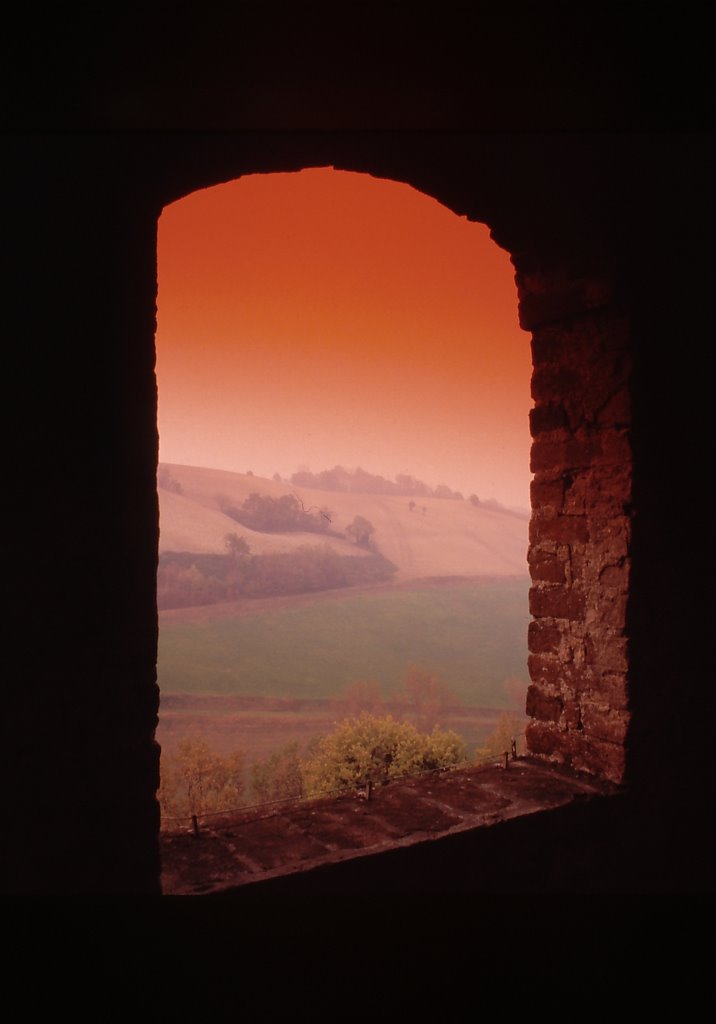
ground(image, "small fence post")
xmin=503 ymin=751 xmax=509 ymax=770
xmin=191 ymin=814 xmax=200 ymax=837
xmin=511 ymin=738 xmax=517 ymax=760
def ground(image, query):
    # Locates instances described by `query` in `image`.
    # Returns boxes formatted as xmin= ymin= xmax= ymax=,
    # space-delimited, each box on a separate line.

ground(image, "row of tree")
xmin=218 ymin=492 xmax=334 ymax=534
xmin=159 ymin=708 xmax=527 ymax=824
xmin=290 ymin=465 xmax=472 ymax=501
xmin=159 ymin=714 xmax=468 ymax=822
xmin=157 ymin=539 xmax=395 ymax=609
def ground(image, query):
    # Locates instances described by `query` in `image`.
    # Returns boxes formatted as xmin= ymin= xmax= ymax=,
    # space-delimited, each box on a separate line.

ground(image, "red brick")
xmin=580 ymin=704 xmax=630 ymax=745
xmin=584 ymin=634 xmax=628 ymax=673
xmin=530 ymin=435 xmax=597 ymax=474
xmin=564 ymin=733 xmax=626 ymax=784
xmin=530 ymin=584 xmax=586 ymax=621
xmin=530 ymin=403 xmax=568 ymax=435
xmin=598 ymin=563 xmax=628 ymax=590
xmin=528 ymin=619 xmax=562 ymax=654
xmin=588 ymin=671 xmax=628 ymax=710
xmin=525 ymin=720 xmax=562 ymax=757
xmin=530 ymin=515 xmax=589 ymax=545
xmin=587 ymin=591 xmax=628 ymax=630
xmin=528 ymin=652 xmax=562 ymax=686
xmin=526 ymin=684 xmax=563 ymax=722
xmin=528 ymin=550 xmax=566 ymax=584
xmin=562 ymin=700 xmax=582 ymax=729
xmin=530 ymin=477 xmax=564 ymax=511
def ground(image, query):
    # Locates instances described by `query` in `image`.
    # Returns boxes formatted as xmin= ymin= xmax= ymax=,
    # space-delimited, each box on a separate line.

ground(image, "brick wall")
xmin=520 ymin=271 xmax=632 ymax=782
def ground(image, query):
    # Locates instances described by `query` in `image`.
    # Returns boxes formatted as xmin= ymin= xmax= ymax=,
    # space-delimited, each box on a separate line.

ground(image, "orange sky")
xmin=156 ymin=168 xmax=532 ymax=509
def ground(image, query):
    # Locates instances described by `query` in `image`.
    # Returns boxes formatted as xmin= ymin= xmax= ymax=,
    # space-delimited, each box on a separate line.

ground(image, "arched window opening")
xmin=155 ymin=168 xmax=532 ymax=847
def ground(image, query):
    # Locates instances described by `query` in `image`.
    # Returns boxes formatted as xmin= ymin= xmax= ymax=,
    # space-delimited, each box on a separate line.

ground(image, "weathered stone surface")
xmin=561 ymin=464 xmax=631 ymax=517
xmin=530 ymin=403 xmax=569 ymax=435
xmin=562 ymin=700 xmax=582 ymax=729
xmin=530 ymin=477 xmax=564 ymax=512
xmin=587 ymin=518 xmax=630 ymax=563
xmin=529 ymin=584 xmax=586 ymax=621
xmin=528 ymin=549 xmax=566 ymax=583
xmin=519 ymin=272 xmax=615 ymax=332
xmin=530 ymin=514 xmax=589 ymax=545
xmin=585 ymin=591 xmax=628 ymax=629
xmin=528 ymin=619 xmax=562 ymax=654
xmin=530 ymin=434 xmax=598 ymax=473
xmin=596 ymin=386 xmax=630 ymax=427
xmin=564 ymin=733 xmax=626 ymax=784
xmin=587 ymin=671 xmax=629 ymax=711
xmin=599 ymin=563 xmax=628 ymax=589
xmin=584 ymin=634 xmax=629 ymax=674
xmin=528 ymin=652 xmax=562 ymax=687
xmin=526 ymin=684 xmax=563 ymax=723
xmin=525 ymin=720 xmax=562 ymax=757
xmin=580 ymin=703 xmax=630 ymax=745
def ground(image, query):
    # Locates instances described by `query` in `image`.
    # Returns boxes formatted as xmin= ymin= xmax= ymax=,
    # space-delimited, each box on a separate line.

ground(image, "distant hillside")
xmin=158 ymin=463 xmax=528 ymax=580
xmin=159 ymin=462 xmax=528 ymax=581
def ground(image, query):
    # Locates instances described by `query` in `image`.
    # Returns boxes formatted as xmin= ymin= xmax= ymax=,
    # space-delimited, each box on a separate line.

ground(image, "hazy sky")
xmin=156 ymin=168 xmax=532 ymax=508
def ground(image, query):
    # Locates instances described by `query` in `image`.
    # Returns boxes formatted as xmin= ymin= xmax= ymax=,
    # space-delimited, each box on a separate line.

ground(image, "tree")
xmin=224 ymin=532 xmax=251 ymax=560
xmin=302 ymin=713 xmax=466 ymax=796
xmin=251 ymin=743 xmax=304 ymax=803
xmin=398 ymin=663 xmax=460 ymax=732
xmin=333 ymin=679 xmax=384 ymax=718
xmin=159 ymin=737 xmax=246 ymax=822
xmin=345 ymin=515 xmax=375 ymax=548
xmin=477 ymin=712 xmax=527 ymax=759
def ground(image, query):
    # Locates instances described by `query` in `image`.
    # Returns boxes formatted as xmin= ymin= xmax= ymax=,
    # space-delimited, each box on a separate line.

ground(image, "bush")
xmin=302 ymin=713 xmax=466 ymax=796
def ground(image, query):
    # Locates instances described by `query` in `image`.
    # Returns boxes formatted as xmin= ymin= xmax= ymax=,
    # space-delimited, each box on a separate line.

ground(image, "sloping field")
xmin=159 ymin=463 xmax=528 ymax=579
xmin=158 ymin=576 xmax=530 ymax=709
xmin=160 ymin=487 xmax=369 ymax=559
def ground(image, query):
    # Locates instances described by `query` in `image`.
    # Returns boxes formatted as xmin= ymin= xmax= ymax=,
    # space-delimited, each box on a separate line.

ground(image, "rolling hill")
xmin=158 ymin=463 xmax=529 ymax=581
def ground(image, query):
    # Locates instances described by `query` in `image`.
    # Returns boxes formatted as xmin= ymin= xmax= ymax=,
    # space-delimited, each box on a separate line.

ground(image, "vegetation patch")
xmin=158 ymin=577 xmax=529 ymax=707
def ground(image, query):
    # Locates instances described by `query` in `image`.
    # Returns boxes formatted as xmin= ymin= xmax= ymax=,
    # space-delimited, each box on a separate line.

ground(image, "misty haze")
xmin=155 ymin=169 xmax=532 ymax=825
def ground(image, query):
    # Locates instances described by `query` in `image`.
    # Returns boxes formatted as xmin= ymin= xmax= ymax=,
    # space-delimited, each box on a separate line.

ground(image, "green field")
xmin=158 ymin=577 xmax=530 ymax=709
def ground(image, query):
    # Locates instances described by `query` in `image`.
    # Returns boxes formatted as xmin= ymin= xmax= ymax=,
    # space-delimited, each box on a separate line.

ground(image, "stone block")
xmin=530 ymin=403 xmax=569 ymax=435
xmin=530 ymin=434 xmax=598 ymax=474
xmin=530 ymin=477 xmax=564 ymax=512
xmin=588 ymin=671 xmax=629 ymax=711
xmin=530 ymin=515 xmax=589 ymax=545
xmin=528 ymin=550 xmax=566 ymax=584
xmin=530 ymin=584 xmax=586 ymax=621
xmin=528 ymin=652 xmax=562 ymax=686
xmin=580 ymin=703 xmax=630 ymax=745
xmin=525 ymin=720 xmax=562 ymax=757
xmin=598 ymin=563 xmax=629 ymax=590
xmin=565 ymin=733 xmax=626 ymax=784
xmin=528 ymin=619 xmax=563 ymax=654
xmin=585 ymin=591 xmax=628 ymax=630
xmin=562 ymin=700 xmax=582 ymax=729
xmin=526 ymin=684 xmax=563 ymax=722
xmin=584 ymin=634 xmax=628 ymax=674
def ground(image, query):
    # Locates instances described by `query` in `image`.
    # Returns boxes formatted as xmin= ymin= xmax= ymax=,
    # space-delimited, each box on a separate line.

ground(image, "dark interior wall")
xmin=5 ymin=8 xmax=713 ymax=896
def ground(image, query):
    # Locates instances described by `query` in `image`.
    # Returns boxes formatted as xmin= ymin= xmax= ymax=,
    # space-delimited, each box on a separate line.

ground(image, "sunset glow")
xmin=156 ymin=168 xmax=531 ymax=508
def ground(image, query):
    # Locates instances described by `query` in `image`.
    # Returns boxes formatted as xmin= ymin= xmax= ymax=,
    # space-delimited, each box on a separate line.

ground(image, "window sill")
xmin=160 ymin=758 xmax=617 ymax=896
